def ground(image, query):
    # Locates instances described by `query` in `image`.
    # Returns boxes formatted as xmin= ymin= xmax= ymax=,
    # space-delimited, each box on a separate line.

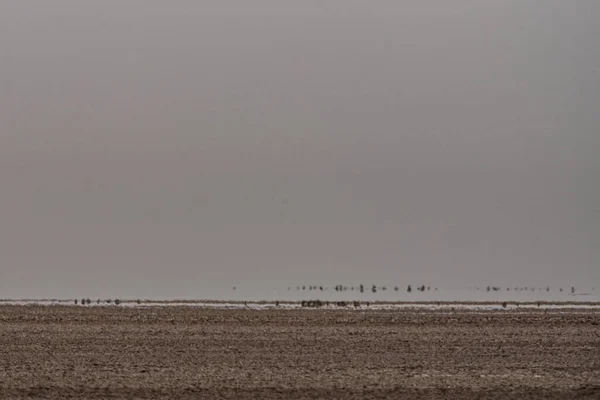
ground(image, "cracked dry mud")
xmin=0 ymin=306 xmax=599 ymax=399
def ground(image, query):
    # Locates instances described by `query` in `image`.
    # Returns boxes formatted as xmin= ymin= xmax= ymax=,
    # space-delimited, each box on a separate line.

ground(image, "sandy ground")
xmin=0 ymin=305 xmax=599 ymax=399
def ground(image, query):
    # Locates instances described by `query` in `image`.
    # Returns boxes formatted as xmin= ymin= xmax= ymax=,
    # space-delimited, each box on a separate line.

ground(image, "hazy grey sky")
xmin=1 ymin=1 xmax=599 ymax=299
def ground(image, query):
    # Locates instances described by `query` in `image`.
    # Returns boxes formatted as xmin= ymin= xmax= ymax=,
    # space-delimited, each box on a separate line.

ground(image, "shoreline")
xmin=1 ymin=298 xmax=600 ymax=310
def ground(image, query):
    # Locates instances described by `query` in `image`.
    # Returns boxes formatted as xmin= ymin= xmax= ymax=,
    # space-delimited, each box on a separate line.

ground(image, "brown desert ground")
xmin=0 ymin=305 xmax=599 ymax=399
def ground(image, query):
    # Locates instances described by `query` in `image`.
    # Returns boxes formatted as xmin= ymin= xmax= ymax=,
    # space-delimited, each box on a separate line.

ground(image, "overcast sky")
xmin=1 ymin=1 xmax=598 ymax=299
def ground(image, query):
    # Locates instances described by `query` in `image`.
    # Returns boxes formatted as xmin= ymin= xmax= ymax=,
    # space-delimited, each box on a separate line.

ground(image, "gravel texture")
xmin=0 ymin=305 xmax=599 ymax=399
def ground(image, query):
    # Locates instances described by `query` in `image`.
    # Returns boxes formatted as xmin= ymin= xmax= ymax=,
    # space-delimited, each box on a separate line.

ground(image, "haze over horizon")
xmin=1 ymin=1 xmax=599 ymax=300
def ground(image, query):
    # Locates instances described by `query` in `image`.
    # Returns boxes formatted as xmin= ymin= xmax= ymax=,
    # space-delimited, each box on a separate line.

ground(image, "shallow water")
xmin=3 ymin=297 xmax=600 ymax=311
xmin=182 ymin=284 xmax=600 ymax=303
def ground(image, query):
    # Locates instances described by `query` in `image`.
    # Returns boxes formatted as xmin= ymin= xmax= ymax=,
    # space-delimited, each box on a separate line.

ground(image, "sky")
xmin=0 ymin=1 xmax=599 ymax=300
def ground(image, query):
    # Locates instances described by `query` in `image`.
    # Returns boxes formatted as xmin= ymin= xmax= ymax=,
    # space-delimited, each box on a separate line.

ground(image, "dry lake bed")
xmin=0 ymin=304 xmax=599 ymax=399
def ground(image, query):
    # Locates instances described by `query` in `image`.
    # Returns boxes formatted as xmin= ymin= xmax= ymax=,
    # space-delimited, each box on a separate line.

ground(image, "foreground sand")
xmin=0 ymin=305 xmax=599 ymax=399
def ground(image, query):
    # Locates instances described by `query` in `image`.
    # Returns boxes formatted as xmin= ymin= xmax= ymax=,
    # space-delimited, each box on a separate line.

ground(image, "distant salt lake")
xmin=2 ymin=283 xmax=598 ymax=305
